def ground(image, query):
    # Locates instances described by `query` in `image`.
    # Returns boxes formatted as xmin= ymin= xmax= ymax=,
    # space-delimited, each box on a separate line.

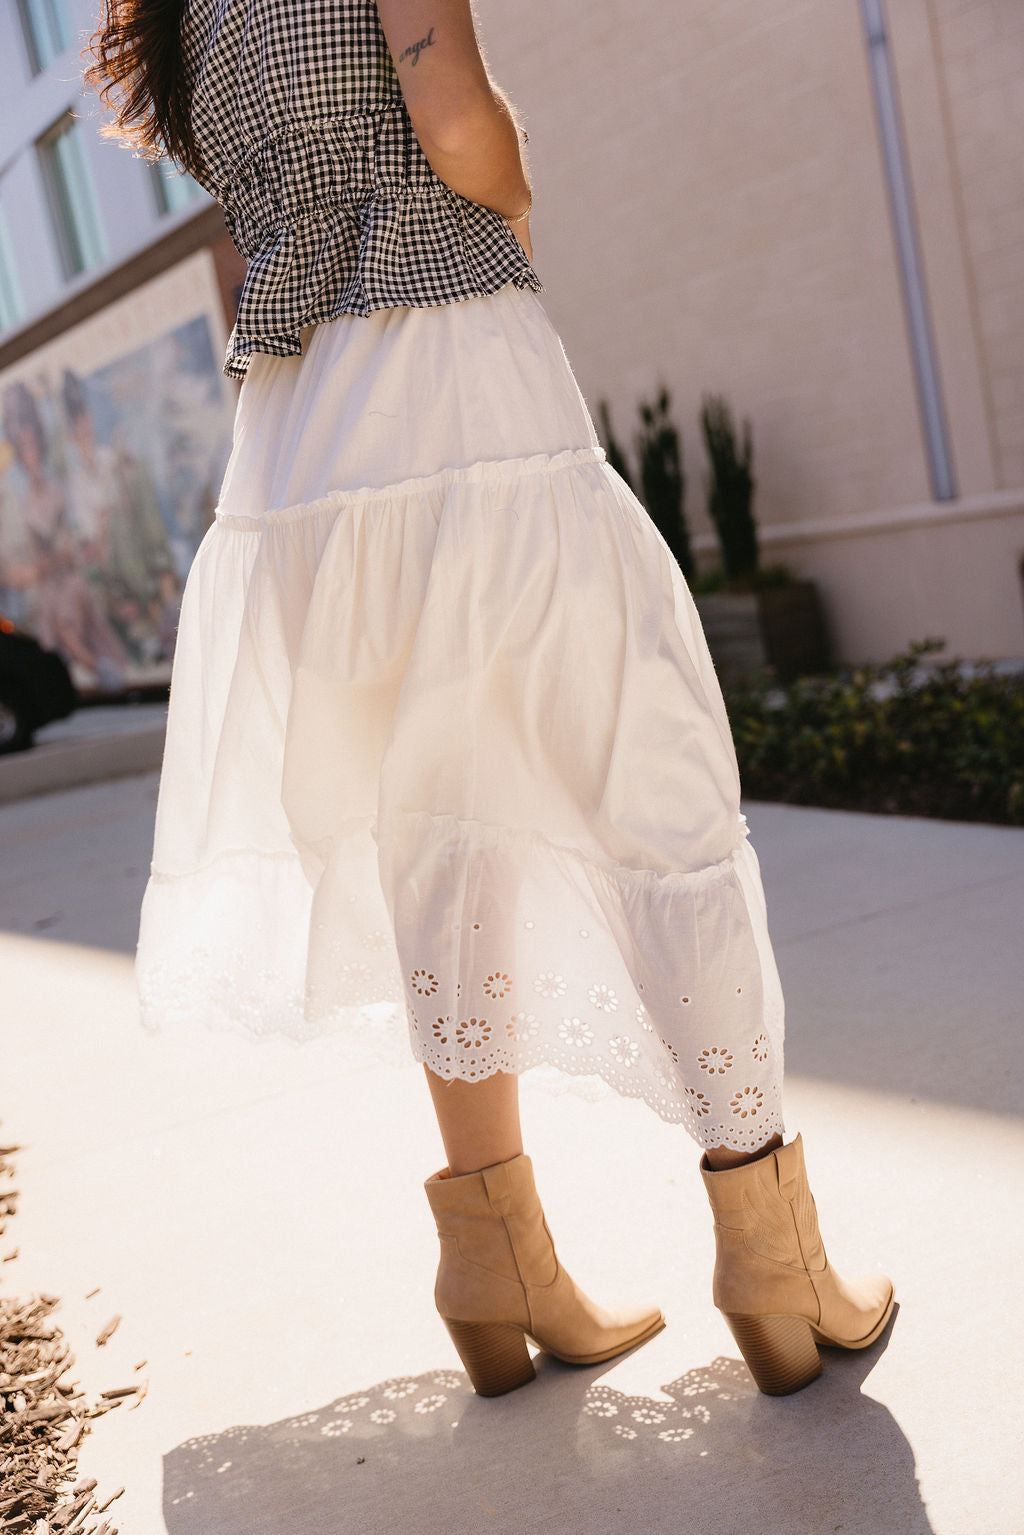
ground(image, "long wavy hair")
xmin=86 ymin=0 xmax=203 ymax=178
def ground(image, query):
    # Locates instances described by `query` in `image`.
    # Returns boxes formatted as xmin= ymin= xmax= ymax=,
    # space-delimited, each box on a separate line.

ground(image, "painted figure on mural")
xmin=62 ymin=369 xmax=181 ymax=665
xmin=1 ymin=379 xmax=128 ymax=689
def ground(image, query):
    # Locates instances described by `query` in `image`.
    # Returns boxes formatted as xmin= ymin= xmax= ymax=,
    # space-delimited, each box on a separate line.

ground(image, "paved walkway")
xmin=1 ymin=772 xmax=1022 ymax=1534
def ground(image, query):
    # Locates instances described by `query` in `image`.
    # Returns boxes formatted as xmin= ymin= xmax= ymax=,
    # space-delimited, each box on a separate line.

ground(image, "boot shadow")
xmin=163 ymin=1307 xmax=930 ymax=1535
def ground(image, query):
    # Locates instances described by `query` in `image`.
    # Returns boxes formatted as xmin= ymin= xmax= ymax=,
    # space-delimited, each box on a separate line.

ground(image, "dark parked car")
xmin=0 ymin=617 xmax=78 ymax=754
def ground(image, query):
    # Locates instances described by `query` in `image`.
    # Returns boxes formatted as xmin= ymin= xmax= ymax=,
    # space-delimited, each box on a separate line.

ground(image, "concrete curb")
xmin=0 ymin=708 xmax=167 ymax=805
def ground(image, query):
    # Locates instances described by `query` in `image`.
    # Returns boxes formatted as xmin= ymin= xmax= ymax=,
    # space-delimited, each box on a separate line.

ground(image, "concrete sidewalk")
xmin=1 ymin=775 xmax=1022 ymax=1534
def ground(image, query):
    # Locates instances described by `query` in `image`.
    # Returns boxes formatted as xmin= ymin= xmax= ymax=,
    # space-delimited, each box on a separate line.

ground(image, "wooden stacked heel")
xmin=442 ymin=1319 xmax=536 ymax=1397
xmin=722 ymin=1312 xmax=822 ymax=1396
xmin=701 ymin=1135 xmax=894 ymax=1397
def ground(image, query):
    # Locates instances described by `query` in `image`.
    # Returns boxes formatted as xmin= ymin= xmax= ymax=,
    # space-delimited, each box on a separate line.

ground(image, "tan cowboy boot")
xmin=426 ymin=1153 xmax=665 ymax=1396
xmin=700 ymin=1134 xmax=894 ymax=1395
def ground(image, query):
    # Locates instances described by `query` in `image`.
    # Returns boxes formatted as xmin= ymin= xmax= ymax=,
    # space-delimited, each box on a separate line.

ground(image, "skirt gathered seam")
xmin=149 ymin=806 xmax=753 ymax=894
xmin=375 ymin=805 xmax=754 ymax=894
xmin=214 ymin=443 xmax=608 ymax=530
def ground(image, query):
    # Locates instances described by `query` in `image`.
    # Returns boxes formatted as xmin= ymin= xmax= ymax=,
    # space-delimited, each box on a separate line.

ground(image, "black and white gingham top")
xmin=183 ymin=0 xmax=542 ymax=379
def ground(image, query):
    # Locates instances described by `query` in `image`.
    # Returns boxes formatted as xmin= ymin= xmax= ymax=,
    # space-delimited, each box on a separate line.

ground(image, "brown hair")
xmin=86 ymin=0 xmax=203 ymax=178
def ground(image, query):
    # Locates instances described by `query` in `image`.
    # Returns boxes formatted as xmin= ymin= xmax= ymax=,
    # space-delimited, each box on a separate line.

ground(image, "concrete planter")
xmin=694 ymin=580 xmax=831 ymax=685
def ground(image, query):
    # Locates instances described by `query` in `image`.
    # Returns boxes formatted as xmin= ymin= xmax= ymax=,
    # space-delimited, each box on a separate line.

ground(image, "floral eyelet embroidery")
xmin=558 ymin=1017 xmax=593 ymax=1049
xmin=684 ymin=1087 xmax=711 ymax=1117
xmin=752 ymin=1032 xmax=769 ymax=1062
xmin=339 ymin=961 xmax=372 ymax=991
xmin=587 ymin=983 xmax=619 ymax=1013
xmin=456 ymin=1016 xmax=492 ymax=1051
xmin=431 ymin=1016 xmax=453 ymax=1046
xmin=609 ymin=1035 xmax=640 ymax=1067
xmin=697 ymin=1047 xmax=734 ymax=1075
xmin=533 ymin=971 xmax=567 ymax=999
xmin=506 ymin=1012 xmax=539 ymax=1042
xmin=411 ymin=969 xmax=438 ymax=996
xmin=483 ymin=972 xmax=512 ymax=998
xmin=730 ymin=1085 xmax=765 ymax=1118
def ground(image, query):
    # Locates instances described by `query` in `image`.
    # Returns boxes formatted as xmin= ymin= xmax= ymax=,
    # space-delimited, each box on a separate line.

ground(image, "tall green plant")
xmin=701 ymin=393 xmax=758 ymax=583
xmin=596 ymin=400 xmax=635 ymax=490
xmin=635 ymin=388 xmax=693 ymax=581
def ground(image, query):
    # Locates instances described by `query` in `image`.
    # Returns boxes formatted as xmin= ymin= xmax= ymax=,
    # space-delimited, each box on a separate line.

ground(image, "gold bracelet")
xmin=505 ymin=197 xmax=532 ymax=225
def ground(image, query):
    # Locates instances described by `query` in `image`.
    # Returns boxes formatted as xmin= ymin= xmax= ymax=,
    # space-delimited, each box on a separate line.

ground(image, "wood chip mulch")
xmin=0 ymin=1130 xmax=139 ymax=1534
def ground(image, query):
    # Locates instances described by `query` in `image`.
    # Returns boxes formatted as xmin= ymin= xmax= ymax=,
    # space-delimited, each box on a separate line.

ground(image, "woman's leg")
xmin=420 ymin=1065 xmax=663 ymax=1395
xmin=423 ymin=1066 xmax=523 ymax=1176
xmin=703 ymin=1133 xmax=783 ymax=1171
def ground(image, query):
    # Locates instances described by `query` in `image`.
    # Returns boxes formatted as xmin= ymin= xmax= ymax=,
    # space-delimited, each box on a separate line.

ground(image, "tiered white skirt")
xmin=137 ymin=284 xmax=785 ymax=1151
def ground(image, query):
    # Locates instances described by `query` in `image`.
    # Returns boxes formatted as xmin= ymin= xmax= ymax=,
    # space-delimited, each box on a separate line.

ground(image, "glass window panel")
xmin=39 ymin=116 xmax=108 ymax=279
xmin=151 ymin=160 xmax=207 ymax=216
xmin=17 ymin=0 xmax=71 ymax=73
xmin=0 ymin=202 xmax=25 ymax=332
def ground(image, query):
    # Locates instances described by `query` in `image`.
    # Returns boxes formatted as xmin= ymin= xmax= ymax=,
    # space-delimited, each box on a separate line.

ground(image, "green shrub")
xmin=597 ymin=390 xmax=695 ymax=580
xmin=634 ymin=388 xmax=694 ymax=582
xmin=724 ymin=639 xmax=1024 ymax=826
xmin=700 ymin=393 xmax=758 ymax=583
xmin=691 ymin=561 xmax=797 ymax=596
xmin=596 ymin=400 xmax=635 ymax=491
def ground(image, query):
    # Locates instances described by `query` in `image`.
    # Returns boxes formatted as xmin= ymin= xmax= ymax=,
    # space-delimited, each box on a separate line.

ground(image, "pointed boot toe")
xmin=811 ymin=1268 xmax=895 ymax=1349
xmin=528 ymin=1273 xmax=665 ymax=1365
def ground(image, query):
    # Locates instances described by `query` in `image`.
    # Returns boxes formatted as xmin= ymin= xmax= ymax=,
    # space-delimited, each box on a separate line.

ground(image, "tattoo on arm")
xmin=397 ymin=25 xmax=436 ymax=66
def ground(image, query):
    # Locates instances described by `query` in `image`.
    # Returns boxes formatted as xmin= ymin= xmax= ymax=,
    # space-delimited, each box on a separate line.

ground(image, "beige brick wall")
xmin=477 ymin=0 xmax=1024 ymax=660
xmin=479 ymin=0 xmax=929 ymax=536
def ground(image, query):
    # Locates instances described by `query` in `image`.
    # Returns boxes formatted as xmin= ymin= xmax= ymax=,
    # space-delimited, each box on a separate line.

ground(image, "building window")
xmin=0 ymin=202 xmax=26 ymax=333
xmin=38 ymin=114 xmax=107 ymax=280
xmin=151 ymin=160 xmax=207 ymax=217
xmin=17 ymin=0 xmax=71 ymax=74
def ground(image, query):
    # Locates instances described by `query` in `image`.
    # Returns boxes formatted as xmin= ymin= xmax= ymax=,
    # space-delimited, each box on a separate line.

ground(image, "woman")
xmin=89 ymin=0 xmax=893 ymax=1399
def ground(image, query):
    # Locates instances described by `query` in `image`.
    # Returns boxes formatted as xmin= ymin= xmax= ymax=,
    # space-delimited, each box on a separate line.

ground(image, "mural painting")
xmin=0 ymin=253 xmax=234 ymax=691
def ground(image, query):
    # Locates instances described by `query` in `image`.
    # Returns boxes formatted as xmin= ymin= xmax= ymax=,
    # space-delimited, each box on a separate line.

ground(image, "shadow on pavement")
xmin=163 ymin=1317 xmax=930 ymax=1535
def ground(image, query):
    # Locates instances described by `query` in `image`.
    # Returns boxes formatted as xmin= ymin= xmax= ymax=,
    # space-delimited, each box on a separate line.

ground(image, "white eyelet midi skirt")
xmin=137 ymin=282 xmax=785 ymax=1152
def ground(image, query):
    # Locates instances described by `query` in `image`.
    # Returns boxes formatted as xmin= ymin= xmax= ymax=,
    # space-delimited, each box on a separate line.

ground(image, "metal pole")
xmin=859 ymin=0 xmax=957 ymax=501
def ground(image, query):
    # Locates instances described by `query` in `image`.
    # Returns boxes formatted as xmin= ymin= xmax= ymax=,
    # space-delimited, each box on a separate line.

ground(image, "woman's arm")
xmin=375 ymin=0 xmax=532 ymax=248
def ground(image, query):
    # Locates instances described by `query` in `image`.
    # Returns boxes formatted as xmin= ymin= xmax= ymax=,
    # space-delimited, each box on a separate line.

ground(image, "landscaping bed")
xmin=724 ymin=641 xmax=1024 ymax=827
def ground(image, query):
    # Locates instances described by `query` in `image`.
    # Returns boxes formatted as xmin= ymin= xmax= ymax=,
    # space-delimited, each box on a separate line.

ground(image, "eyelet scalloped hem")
xmin=137 ymin=805 xmax=785 ymax=1153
